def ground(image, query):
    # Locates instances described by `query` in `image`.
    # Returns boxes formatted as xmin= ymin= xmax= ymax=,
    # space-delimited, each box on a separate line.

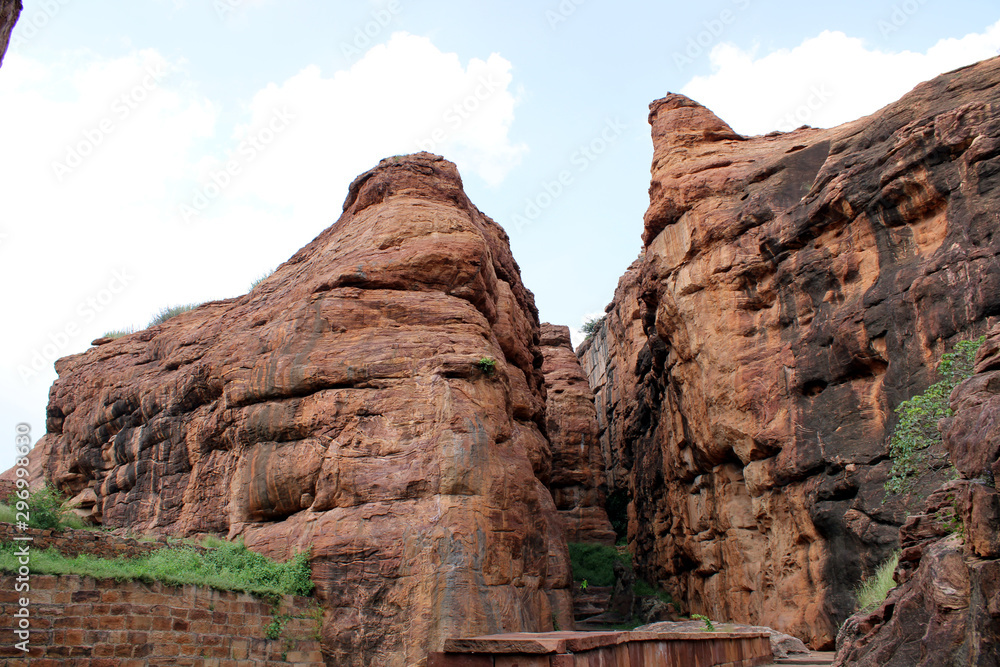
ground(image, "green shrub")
xmin=1 ymin=485 xmax=75 ymax=530
xmin=581 ymin=316 xmax=605 ymax=339
xmin=265 ymin=613 xmax=290 ymax=640
xmin=567 ymin=542 xmax=630 ymax=587
xmin=476 ymin=357 xmax=497 ymax=377
xmin=149 ymin=303 xmax=199 ymax=327
xmin=691 ymin=614 xmax=715 ymax=631
xmin=855 ymin=551 xmax=900 ymax=612
xmin=885 ymin=336 xmax=985 ymax=496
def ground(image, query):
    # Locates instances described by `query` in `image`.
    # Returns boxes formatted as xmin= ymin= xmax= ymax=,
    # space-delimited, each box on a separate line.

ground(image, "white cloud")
xmin=680 ymin=20 xmax=1000 ymax=136
xmin=0 ymin=33 xmax=526 ymax=470
xmin=222 ymin=31 xmax=526 ymax=223
xmin=570 ymin=311 xmax=607 ymax=349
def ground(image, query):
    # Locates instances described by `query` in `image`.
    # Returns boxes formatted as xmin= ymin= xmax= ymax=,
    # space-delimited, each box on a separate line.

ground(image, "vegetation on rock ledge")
xmin=885 ymin=336 xmax=985 ymax=497
xmin=0 ymin=539 xmax=314 ymax=600
xmin=854 ymin=550 xmax=900 ymax=613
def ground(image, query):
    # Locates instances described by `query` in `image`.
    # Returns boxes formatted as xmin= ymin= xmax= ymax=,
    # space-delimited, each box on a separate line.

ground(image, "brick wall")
xmin=0 ymin=574 xmax=326 ymax=666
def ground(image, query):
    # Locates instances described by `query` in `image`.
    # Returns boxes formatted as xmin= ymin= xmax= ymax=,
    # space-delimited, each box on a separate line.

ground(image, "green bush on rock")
xmin=885 ymin=336 xmax=985 ymax=497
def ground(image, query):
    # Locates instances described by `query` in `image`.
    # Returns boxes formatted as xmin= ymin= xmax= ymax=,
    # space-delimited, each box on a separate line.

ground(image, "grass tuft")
xmin=102 ymin=327 xmax=135 ymax=339
xmin=148 ymin=303 xmax=199 ymax=327
xmin=250 ymin=270 xmax=274 ymax=291
xmin=855 ymin=551 xmax=900 ymax=612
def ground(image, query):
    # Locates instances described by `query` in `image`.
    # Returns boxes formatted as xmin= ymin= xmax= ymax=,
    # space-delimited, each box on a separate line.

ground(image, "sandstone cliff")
xmin=40 ymin=154 xmax=574 ymax=666
xmin=539 ymin=323 xmax=616 ymax=545
xmin=833 ymin=324 xmax=1000 ymax=666
xmin=580 ymin=56 xmax=1000 ymax=648
xmin=0 ymin=0 xmax=21 ymax=67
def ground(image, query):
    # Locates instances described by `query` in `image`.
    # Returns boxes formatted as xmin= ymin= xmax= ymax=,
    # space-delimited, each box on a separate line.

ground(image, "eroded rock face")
xmin=580 ymin=57 xmax=1000 ymax=648
xmin=539 ymin=324 xmax=615 ymax=545
xmin=40 ymin=154 xmax=573 ymax=666
xmin=0 ymin=0 xmax=21 ymax=67
xmin=833 ymin=325 xmax=1000 ymax=665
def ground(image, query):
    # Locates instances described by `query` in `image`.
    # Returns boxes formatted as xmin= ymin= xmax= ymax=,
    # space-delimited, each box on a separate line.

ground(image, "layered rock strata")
xmin=539 ymin=323 xmax=616 ymax=545
xmin=833 ymin=324 xmax=1000 ymax=665
xmin=40 ymin=154 xmax=573 ymax=666
xmin=580 ymin=56 xmax=1000 ymax=648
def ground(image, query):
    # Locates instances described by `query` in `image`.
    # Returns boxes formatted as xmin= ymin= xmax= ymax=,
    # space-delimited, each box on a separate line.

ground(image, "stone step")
xmin=571 ymin=585 xmax=613 ymax=620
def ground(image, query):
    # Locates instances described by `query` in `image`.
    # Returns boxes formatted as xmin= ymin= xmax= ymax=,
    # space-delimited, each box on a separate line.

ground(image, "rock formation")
xmin=39 ymin=153 xmax=575 ymax=666
xmin=0 ymin=0 xmax=21 ymax=67
xmin=539 ymin=323 xmax=616 ymax=545
xmin=833 ymin=324 xmax=1000 ymax=666
xmin=579 ymin=56 xmax=1000 ymax=648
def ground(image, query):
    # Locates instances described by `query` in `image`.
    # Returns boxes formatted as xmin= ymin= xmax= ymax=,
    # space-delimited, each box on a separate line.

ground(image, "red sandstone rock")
xmin=35 ymin=153 xmax=574 ymax=666
xmin=0 ymin=0 xmax=20 ymax=67
xmin=539 ymin=323 xmax=615 ymax=545
xmin=834 ymin=324 xmax=1000 ymax=665
xmin=580 ymin=56 xmax=1000 ymax=648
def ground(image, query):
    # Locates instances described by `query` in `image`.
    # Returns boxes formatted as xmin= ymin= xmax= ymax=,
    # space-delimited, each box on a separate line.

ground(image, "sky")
xmin=1 ymin=0 xmax=999 ymax=470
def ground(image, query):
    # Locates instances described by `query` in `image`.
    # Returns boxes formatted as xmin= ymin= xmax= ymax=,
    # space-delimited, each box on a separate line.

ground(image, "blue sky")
xmin=1 ymin=0 xmax=999 ymax=470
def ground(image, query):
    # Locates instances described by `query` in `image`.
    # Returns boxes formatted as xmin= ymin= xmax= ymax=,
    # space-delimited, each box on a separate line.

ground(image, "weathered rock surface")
xmin=833 ymin=324 xmax=1000 ymax=666
xmin=539 ymin=323 xmax=616 ymax=545
xmin=38 ymin=153 xmax=574 ymax=666
xmin=580 ymin=56 xmax=1000 ymax=648
xmin=0 ymin=0 xmax=20 ymax=68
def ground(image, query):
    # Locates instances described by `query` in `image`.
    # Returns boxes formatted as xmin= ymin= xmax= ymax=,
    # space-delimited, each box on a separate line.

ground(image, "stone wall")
xmin=0 ymin=574 xmax=324 ymax=665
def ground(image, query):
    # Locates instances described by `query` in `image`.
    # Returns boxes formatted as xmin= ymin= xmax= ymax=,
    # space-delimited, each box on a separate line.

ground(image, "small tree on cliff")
xmin=581 ymin=316 xmax=605 ymax=340
xmin=885 ymin=336 xmax=985 ymax=496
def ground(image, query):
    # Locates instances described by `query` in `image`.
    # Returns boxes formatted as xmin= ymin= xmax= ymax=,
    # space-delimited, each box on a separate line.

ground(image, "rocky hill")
xmin=579 ymin=56 xmax=1000 ymax=649
xmin=36 ymin=153 xmax=603 ymax=665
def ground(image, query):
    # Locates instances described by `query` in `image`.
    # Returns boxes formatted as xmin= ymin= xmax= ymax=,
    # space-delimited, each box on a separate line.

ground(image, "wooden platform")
xmin=428 ymin=630 xmax=774 ymax=666
xmin=772 ymin=651 xmax=835 ymax=665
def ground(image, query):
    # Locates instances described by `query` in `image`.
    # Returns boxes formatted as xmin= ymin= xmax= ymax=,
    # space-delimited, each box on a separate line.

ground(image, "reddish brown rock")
xmin=580 ymin=56 xmax=1000 ymax=648
xmin=36 ymin=154 xmax=574 ymax=666
xmin=0 ymin=0 xmax=20 ymax=68
xmin=539 ymin=323 xmax=615 ymax=545
xmin=833 ymin=325 xmax=1000 ymax=665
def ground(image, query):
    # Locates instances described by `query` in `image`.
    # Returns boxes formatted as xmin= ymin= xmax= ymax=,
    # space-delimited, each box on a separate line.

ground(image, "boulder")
xmin=36 ymin=153 xmax=575 ymax=666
